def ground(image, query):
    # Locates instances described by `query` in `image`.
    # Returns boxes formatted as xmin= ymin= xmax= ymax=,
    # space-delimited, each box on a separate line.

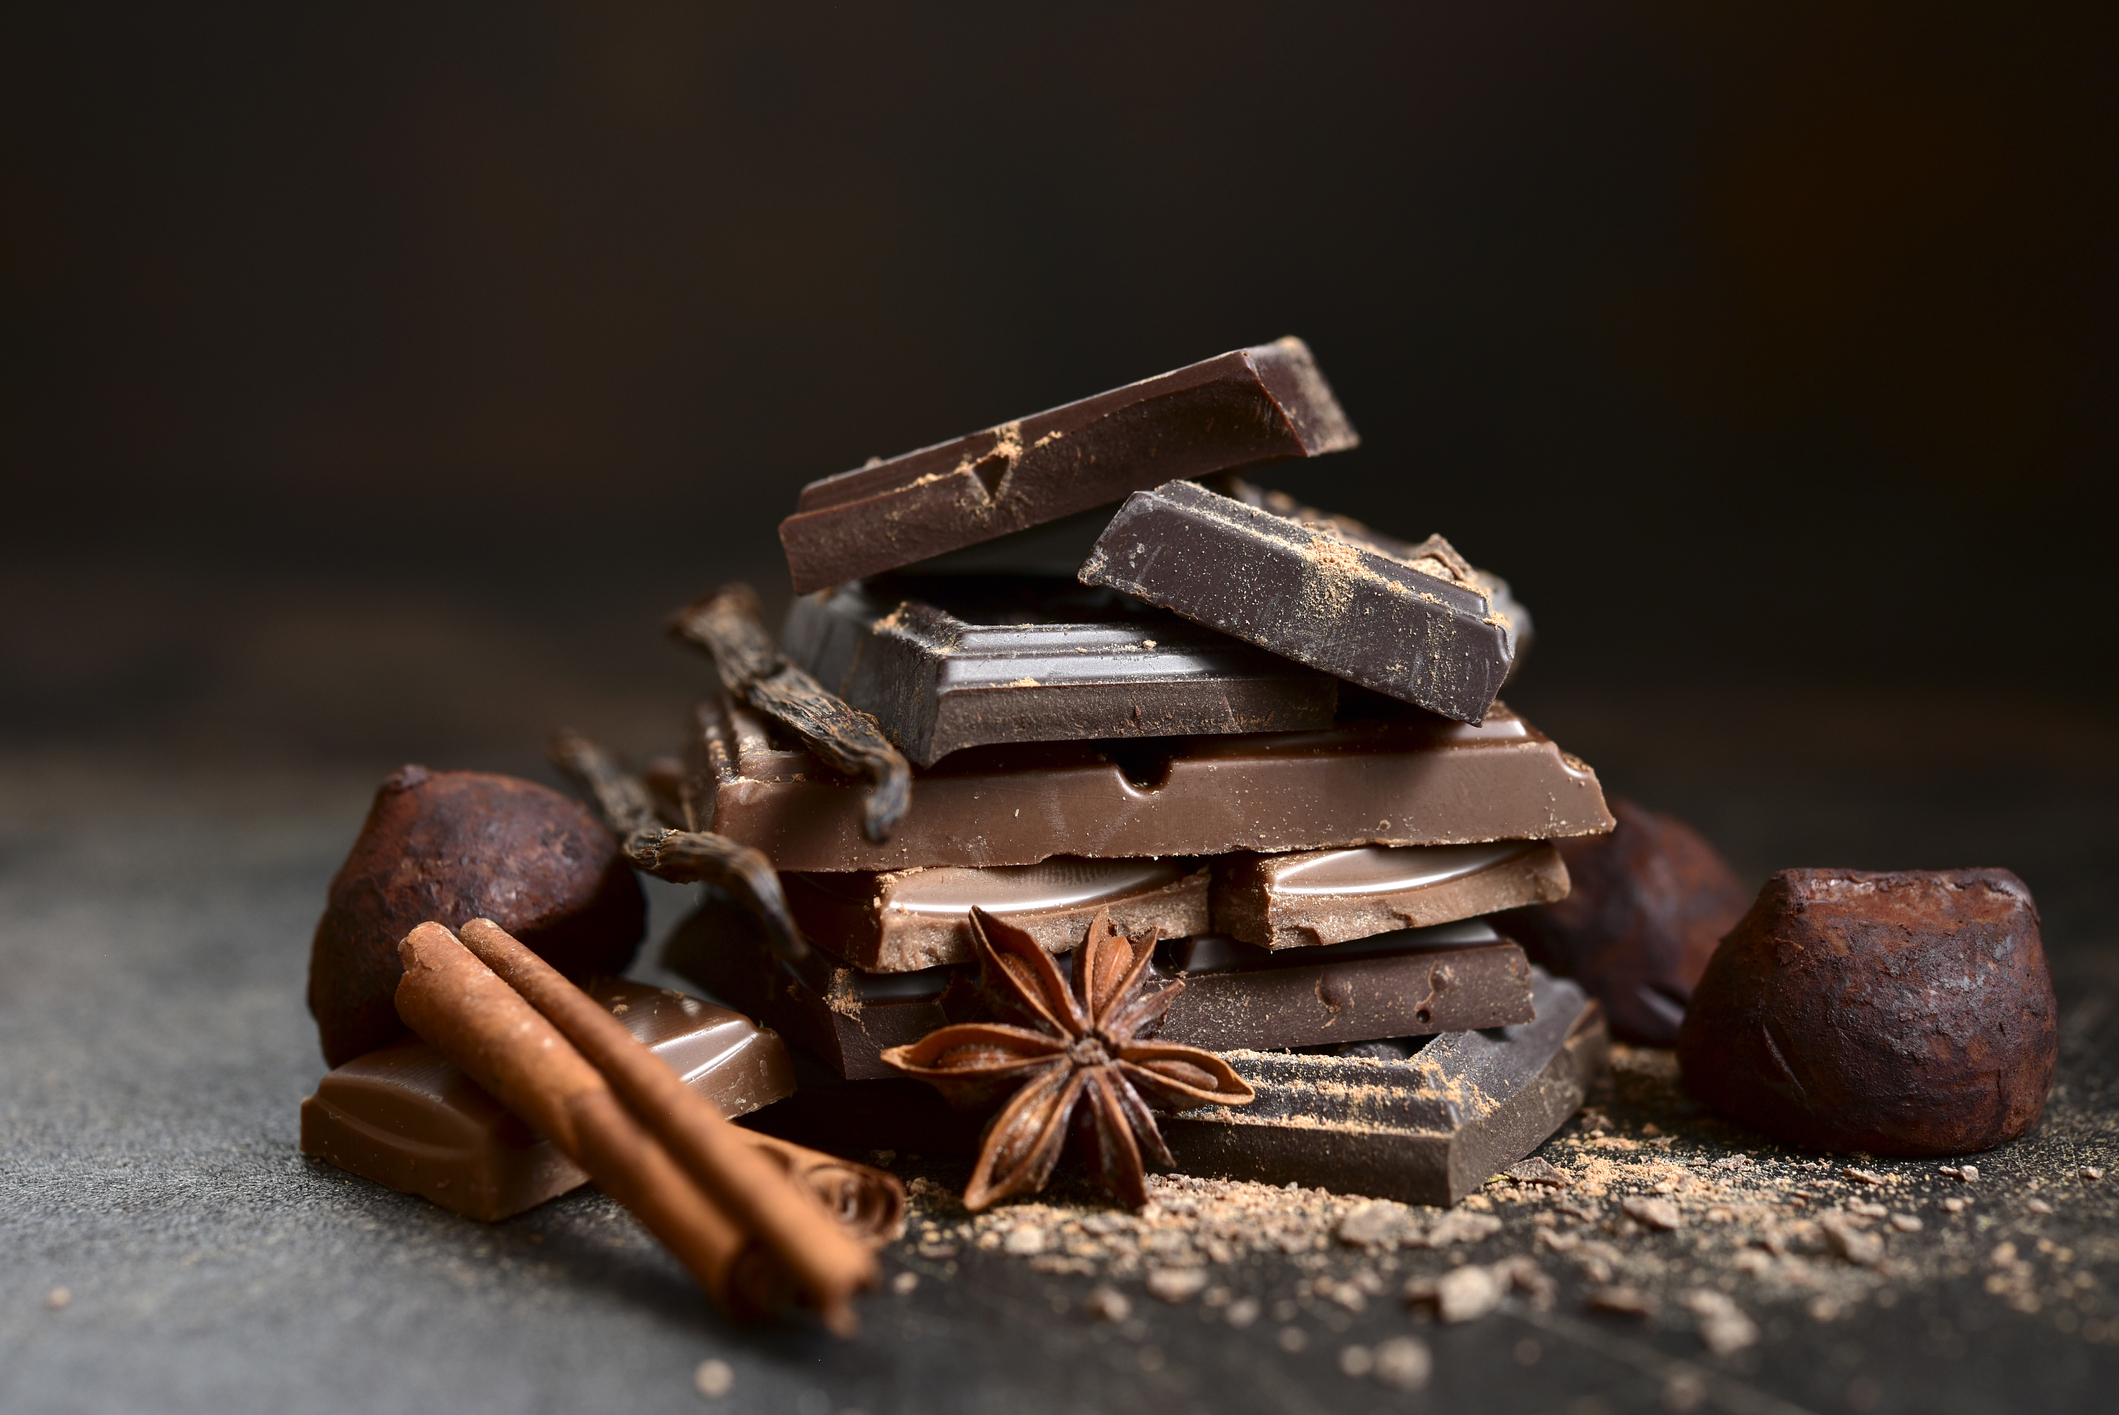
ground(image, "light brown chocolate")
xmin=685 ymin=697 xmax=1611 ymax=872
xmin=782 ymin=857 xmax=1209 ymax=973
xmin=1212 ymin=840 xmax=1570 ymax=950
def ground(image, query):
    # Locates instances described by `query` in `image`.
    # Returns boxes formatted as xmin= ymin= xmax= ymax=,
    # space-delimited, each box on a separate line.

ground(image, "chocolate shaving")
xmin=548 ymin=731 xmax=811 ymax=969
xmin=668 ymin=584 xmax=911 ymax=842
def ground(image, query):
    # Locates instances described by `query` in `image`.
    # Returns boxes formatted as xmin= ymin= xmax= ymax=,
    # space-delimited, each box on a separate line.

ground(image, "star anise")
xmin=880 ymin=906 xmax=1253 ymax=1211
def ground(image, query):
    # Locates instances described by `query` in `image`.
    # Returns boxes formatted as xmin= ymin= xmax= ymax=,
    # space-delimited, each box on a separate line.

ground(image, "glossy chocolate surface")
xmin=783 ymin=856 xmax=1209 ymax=973
xmin=777 ymin=338 xmax=1357 ymax=593
xmin=1079 ymin=479 xmax=1520 ymax=723
xmin=781 ymin=573 xmax=1341 ymax=766
xmin=685 ymin=697 xmax=1612 ymax=872
xmin=664 ymin=898 xmax=1535 ymax=1080
xmin=299 ymin=978 xmax=796 ymax=1222
xmin=1212 ymin=840 xmax=1571 ymax=949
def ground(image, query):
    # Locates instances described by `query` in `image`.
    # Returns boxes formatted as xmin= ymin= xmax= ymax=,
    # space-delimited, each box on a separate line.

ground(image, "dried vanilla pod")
xmin=548 ymin=731 xmax=811 ymax=969
xmin=669 ymin=584 xmax=911 ymax=842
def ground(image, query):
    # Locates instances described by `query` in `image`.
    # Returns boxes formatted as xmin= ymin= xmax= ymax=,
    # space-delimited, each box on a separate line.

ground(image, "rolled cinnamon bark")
xmin=743 ymin=1133 xmax=907 ymax=1246
xmin=393 ymin=923 xmax=792 ymax=1322
xmin=457 ymin=918 xmax=876 ymax=1330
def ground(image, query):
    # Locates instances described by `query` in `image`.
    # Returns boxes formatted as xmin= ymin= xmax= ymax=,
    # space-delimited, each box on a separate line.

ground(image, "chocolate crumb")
xmin=693 ymin=1359 xmax=734 ymax=1399
xmin=1085 ymin=1286 xmax=1131 ymax=1322
xmin=1506 ymin=1157 xmax=1570 ymax=1188
xmin=1623 ymin=1196 xmax=1682 ymax=1231
xmin=1588 ymin=1285 xmax=1656 ymax=1316
xmin=1370 ymin=1336 xmax=1433 ymax=1391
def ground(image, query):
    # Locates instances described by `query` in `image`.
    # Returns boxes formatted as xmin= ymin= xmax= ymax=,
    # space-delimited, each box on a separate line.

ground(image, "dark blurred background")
xmin=4 ymin=1 xmax=2113 ymax=780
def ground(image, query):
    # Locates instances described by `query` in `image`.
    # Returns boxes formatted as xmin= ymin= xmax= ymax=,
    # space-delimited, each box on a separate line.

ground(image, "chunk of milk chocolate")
xmin=1212 ymin=840 xmax=1570 ymax=950
xmin=299 ymin=979 xmax=795 ymax=1221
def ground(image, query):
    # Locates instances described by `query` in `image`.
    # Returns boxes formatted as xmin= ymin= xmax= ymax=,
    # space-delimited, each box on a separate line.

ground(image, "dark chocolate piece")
xmin=778 ymin=337 xmax=1358 ymax=593
xmin=746 ymin=969 xmax=1606 ymax=1209
xmin=1206 ymin=475 xmax=1536 ymax=672
xmin=1078 ymin=479 xmax=1519 ymax=723
xmin=665 ymin=897 xmax=1535 ymax=1080
xmin=782 ymin=857 xmax=1209 ymax=973
xmin=307 ymin=766 xmax=643 ymax=1068
xmin=1495 ymin=798 xmax=1749 ymax=1045
xmin=549 ymin=730 xmax=813 ymax=973
xmin=1677 ymin=868 xmax=2056 ymax=1156
xmin=781 ymin=573 xmax=1341 ymax=766
xmin=669 ymin=585 xmax=911 ymax=843
xmin=1212 ymin=840 xmax=1570 ymax=950
xmin=1158 ymin=970 xmax=1607 ymax=1206
xmin=300 ymin=979 xmax=796 ymax=1222
xmin=683 ymin=698 xmax=1612 ymax=872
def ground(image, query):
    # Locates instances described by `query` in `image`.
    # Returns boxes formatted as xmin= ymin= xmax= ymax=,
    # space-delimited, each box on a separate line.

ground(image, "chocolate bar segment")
xmin=1079 ymin=479 xmax=1519 ymax=723
xmin=778 ymin=338 xmax=1358 ymax=593
xmin=781 ymin=573 xmax=1341 ymax=766
xmin=1159 ymin=970 xmax=1608 ymax=1206
xmin=783 ymin=856 xmax=1209 ymax=973
xmin=739 ymin=969 xmax=1604 ymax=1206
xmin=1212 ymin=840 xmax=1570 ymax=950
xmin=1208 ymin=475 xmax=1536 ymax=673
xmin=686 ymin=699 xmax=1612 ymax=872
xmin=299 ymin=979 xmax=797 ymax=1221
xmin=665 ymin=897 xmax=1535 ymax=1080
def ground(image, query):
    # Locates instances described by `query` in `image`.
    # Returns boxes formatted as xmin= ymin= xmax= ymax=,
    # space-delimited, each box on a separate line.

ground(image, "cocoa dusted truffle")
xmin=1676 ymin=868 xmax=2056 ymax=1156
xmin=1495 ymin=799 xmax=1749 ymax=1044
xmin=306 ymin=766 xmax=644 ymax=1066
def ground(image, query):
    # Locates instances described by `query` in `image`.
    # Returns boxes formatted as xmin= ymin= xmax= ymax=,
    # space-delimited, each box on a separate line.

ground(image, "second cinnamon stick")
xmin=457 ymin=917 xmax=876 ymax=1331
xmin=393 ymin=923 xmax=791 ymax=1320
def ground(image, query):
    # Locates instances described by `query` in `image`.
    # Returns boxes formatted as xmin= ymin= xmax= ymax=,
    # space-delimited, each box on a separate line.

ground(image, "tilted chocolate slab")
xmin=782 ymin=855 xmax=1210 ymax=973
xmin=683 ymin=696 xmax=1612 ymax=872
xmin=777 ymin=338 xmax=1358 ymax=593
xmin=1159 ymin=969 xmax=1609 ymax=1206
xmin=1212 ymin=840 xmax=1571 ymax=950
xmin=299 ymin=979 xmax=796 ymax=1222
xmin=1208 ymin=475 xmax=1536 ymax=673
xmin=780 ymin=573 xmax=1342 ymax=766
xmin=1079 ymin=479 xmax=1520 ymax=723
xmin=665 ymin=897 xmax=1535 ymax=1081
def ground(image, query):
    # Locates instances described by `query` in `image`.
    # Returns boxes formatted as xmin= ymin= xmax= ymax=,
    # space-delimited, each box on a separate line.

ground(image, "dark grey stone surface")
xmin=3 ymin=586 xmax=2115 ymax=1414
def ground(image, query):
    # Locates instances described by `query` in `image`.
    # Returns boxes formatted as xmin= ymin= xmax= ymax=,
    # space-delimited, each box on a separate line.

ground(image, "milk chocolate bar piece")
xmin=664 ymin=897 xmax=1535 ymax=1080
xmin=299 ymin=979 xmax=796 ymax=1222
xmin=783 ymin=856 xmax=1210 ymax=973
xmin=781 ymin=573 xmax=1341 ymax=766
xmin=1079 ymin=479 xmax=1520 ymax=723
xmin=1212 ymin=840 xmax=1570 ymax=950
xmin=685 ymin=698 xmax=1611 ymax=872
xmin=778 ymin=338 xmax=1358 ymax=593
xmin=1159 ymin=970 xmax=1609 ymax=1206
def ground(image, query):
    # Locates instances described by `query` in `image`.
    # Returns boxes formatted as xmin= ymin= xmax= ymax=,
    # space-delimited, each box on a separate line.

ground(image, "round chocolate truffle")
xmin=1677 ymin=867 xmax=2055 ymax=1156
xmin=1496 ymin=799 xmax=1750 ymax=1045
xmin=307 ymin=765 xmax=645 ymax=1066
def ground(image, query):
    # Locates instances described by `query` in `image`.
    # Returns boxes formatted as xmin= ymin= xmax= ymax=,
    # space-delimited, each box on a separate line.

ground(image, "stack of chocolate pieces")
xmin=669 ymin=339 xmax=1615 ymax=1205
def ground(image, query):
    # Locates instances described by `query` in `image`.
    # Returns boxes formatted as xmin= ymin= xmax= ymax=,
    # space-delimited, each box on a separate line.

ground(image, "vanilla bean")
xmin=668 ymin=584 xmax=911 ymax=843
xmin=548 ymin=731 xmax=811 ymax=968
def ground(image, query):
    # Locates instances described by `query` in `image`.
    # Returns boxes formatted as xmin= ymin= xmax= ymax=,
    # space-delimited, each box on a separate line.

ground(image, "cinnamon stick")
xmin=393 ymin=923 xmax=792 ymax=1322
xmin=744 ymin=1133 xmax=907 ymax=1246
xmin=457 ymin=917 xmax=876 ymax=1331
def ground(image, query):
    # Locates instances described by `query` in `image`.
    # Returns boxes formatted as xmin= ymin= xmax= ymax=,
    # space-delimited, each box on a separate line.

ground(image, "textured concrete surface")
xmin=4 ymin=667 xmax=2117 ymax=1413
